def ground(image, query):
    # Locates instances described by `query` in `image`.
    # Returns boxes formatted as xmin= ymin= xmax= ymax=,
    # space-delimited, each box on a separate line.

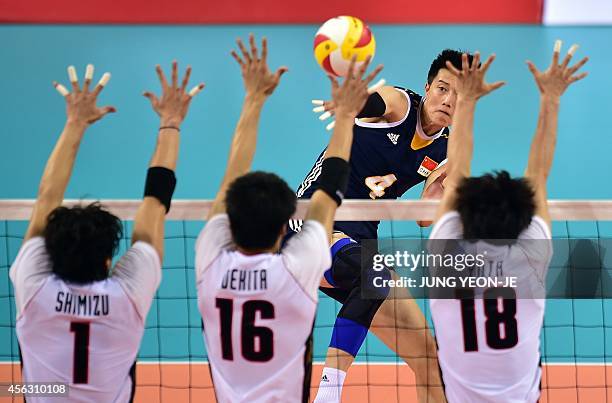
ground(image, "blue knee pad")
xmin=323 ymin=237 xmax=356 ymax=288
xmin=330 ymin=317 xmax=368 ymax=357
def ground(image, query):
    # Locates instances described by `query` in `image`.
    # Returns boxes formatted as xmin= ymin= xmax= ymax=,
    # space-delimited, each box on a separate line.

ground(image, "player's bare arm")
xmin=306 ymin=57 xmax=383 ymax=240
xmin=24 ymin=65 xmax=116 ymax=243
xmin=208 ymin=34 xmax=288 ymax=219
xmin=133 ymin=61 xmax=204 ymax=260
xmin=416 ymin=163 xmax=448 ymax=227
xmin=524 ymin=40 xmax=588 ymax=228
xmin=434 ymin=52 xmax=505 ymax=222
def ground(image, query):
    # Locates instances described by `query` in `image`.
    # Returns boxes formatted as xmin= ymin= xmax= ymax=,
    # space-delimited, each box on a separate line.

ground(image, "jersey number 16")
xmin=215 ymin=298 xmax=275 ymax=362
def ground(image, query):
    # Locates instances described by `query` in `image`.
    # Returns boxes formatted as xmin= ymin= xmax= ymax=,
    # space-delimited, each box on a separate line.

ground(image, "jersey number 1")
xmin=215 ymin=298 xmax=275 ymax=362
xmin=457 ymin=288 xmax=518 ymax=352
xmin=70 ymin=321 xmax=90 ymax=384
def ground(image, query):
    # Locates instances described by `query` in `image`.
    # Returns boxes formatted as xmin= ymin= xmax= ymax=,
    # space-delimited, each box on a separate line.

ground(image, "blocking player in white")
xmin=429 ymin=42 xmax=588 ymax=402
xmin=10 ymin=62 xmax=204 ymax=402
xmin=195 ymin=35 xmax=382 ymax=402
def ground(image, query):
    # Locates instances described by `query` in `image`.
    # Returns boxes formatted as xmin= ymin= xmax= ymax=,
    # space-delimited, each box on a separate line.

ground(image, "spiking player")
xmin=297 ymin=50 xmax=473 ymax=403
xmin=10 ymin=62 xmax=203 ymax=401
xmin=429 ymin=42 xmax=587 ymax=402
xmin=196 ymin=35 xmax=382 ymax=402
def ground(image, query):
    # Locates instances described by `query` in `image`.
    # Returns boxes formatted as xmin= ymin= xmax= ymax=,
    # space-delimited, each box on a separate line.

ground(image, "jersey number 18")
xmin=457 ymin=288 xmax=518 ymax=352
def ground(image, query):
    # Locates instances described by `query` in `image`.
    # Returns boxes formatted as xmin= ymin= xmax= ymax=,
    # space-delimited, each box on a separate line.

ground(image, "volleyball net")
xmin=2 ymin=199 xmax=612 ymax=402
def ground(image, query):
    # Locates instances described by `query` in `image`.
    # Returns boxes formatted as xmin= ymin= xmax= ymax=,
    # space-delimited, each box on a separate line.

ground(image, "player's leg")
xmin=369 ymin=293 xmax=447 ymax=403
xmin=315 ymin=236 xmax=446 ymax=403
xmin=314 ymin=236 xmax=391 ymax=403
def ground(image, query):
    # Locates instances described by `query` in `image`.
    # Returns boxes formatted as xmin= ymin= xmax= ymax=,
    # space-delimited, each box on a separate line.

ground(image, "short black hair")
xmin=455 ymin=171 xmax=536 ymax=240
xmin=225 ymin=171 xmax=297 ymax=250
xmin=427 ymin=49 xmax=475 ymax=84
xmin=44 ymin=203 xmax=123 ymax=284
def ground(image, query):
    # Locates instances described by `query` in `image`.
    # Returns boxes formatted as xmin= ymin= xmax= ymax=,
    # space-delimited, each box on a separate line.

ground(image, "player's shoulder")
xmin=196 ymin=214 xmax=233 ymax=251
xmin=115 ymin=241 xmax=161 ymax=269
xmin=520 ymin=215 xmax=552 ymax=240
xmin=430 ymin=211 xmax=462 ymax=239
xmin=392 ymin=87 xmax=422 ymax=105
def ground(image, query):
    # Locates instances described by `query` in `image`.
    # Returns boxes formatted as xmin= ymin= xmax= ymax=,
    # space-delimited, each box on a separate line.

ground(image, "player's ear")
xmin=424 ymin=82 xmax=431 ymax=93
xmin=105 ymin=257 xmax=112 ymax=270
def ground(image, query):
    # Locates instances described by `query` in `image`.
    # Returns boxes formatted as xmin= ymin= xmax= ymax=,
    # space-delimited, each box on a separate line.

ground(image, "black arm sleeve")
xmin=356 ymin=92 xmax=386 ymax=118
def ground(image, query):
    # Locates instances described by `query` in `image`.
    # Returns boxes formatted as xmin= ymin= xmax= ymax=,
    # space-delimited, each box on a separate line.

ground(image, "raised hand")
xmin=231 ymin=34 xmax=288 ymax=98
xmin=526 ymin=40 xmax=588 ymax=98
xmin=328 ymin=56 xmax=383 ymax=119
xmin=445 ymin=52 xmax=505 ymax=100
xmin=54 ymin=64 xmax=116 ymax=125
xmin=312 ymin=77 xmax=385 ymax=130
xmin=143 ymin=61 xmax=205 ymax=127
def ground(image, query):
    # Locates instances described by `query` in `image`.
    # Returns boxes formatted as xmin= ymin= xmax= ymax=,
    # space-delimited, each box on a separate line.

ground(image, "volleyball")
xmin=313 ymin=16 xmax=376 ymax=77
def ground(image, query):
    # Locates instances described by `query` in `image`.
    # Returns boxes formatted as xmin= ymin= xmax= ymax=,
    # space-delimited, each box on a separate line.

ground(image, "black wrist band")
xmin=159 ymin=126 xmax=180 ymax=132
xmin=144 ymin=167 xmax=177 ymax=213
xmin=317 ymin=157 xmax=351 ymax=206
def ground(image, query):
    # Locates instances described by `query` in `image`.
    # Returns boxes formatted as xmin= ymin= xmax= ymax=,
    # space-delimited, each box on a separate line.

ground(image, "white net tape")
xmin=1 ymin=199 xmax=612 ymax=221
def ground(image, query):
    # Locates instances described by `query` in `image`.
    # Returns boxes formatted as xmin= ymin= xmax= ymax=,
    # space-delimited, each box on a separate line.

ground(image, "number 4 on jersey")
xmin=365 ymin=174 xmax=397 ymax=199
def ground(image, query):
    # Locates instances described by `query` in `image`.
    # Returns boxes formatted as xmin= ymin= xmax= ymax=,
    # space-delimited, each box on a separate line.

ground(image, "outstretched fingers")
xmin=526 ymin=60 xmax=539 ymax=77
xmin=480 ymin=54 xmax=496 ymax=74
xmin=231 ymin=50 xmax=245 ymax=68
xmin=356 ymin=55 xmax=372 ymax=79
xmin=461 ymin=53 xmax=469 ymax=72
xmin=560 ymin=44 xmax=578 ymax=69
xmin=261 ymin=37 xmax=268 ymax=63
xmin=344 ymin=55 xmax=358 ymax=82
xmin=67 ymin=65 xmax=80 ymax=93
xmin=327 ymin=74 xmax=339 ymax=91
xmin=181 ymin=66 xmax=192 ymax=92
xmin=248 ymin=33 xmax=259 ymax=61
xmin=364 ymin=64 xmax=384 ymax=87
xmin=569 ymin=71 xmax=588 ymax=84
xmin=83 ymin=64 xmax=94 ymax=92
xmin=274 ymin=66 xmax=289 ymax=83
xmin=488 ymin=81 xmax=506 ymax=92
xmin=188 ymin=83 xmax=206 ymax=97
xmin=143 ymin=91 xmax=159 ymax=108
xmin=156 ymin=64 xmax=169 ymax=89
xmin=470 ymin=52 xmax=480 ymax=72
xmin=92 ymin=73 xmax=111 ymax=97
xmin=552 ymin=39 xmax=562 ymax=67
xmin=171 ymin=61 xmax=178 ymax=88
xmin=445 ymin=60 xmax=461 ymax=76
xmin=99 ymin=105 xmax=117 ymax=116
xmin=53 ymin=81 xmax=70 ymax=97
xmin=237 ymin=37 xmax=251 ymax=64
xmin=567 ymin=56 xmax=588 ymax=77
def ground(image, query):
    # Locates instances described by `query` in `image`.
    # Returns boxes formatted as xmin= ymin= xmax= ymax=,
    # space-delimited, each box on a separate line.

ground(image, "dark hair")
xmin=225 ymin=171 xmax=297 ymax=250
xmin=44 ymin=203 xmax=123 ymax=284
xmin=454 ymin=171 xmax=536 ymax=240
xmin=427 ymin=49 xmax=475 ymax=84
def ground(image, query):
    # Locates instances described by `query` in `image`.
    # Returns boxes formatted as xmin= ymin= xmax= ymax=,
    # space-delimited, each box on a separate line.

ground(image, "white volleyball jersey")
xmin=196 ymin=214 xmax=331 ymax=403
xmin=10 ymin=237 xmax=161 ymax=403
xmin=428 ymin=212 xmax=552 ymax=403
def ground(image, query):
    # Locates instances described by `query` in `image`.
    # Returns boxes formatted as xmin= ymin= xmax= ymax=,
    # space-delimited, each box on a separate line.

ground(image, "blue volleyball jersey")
xmin=293 ymin=88 xmax=449 ymax=241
